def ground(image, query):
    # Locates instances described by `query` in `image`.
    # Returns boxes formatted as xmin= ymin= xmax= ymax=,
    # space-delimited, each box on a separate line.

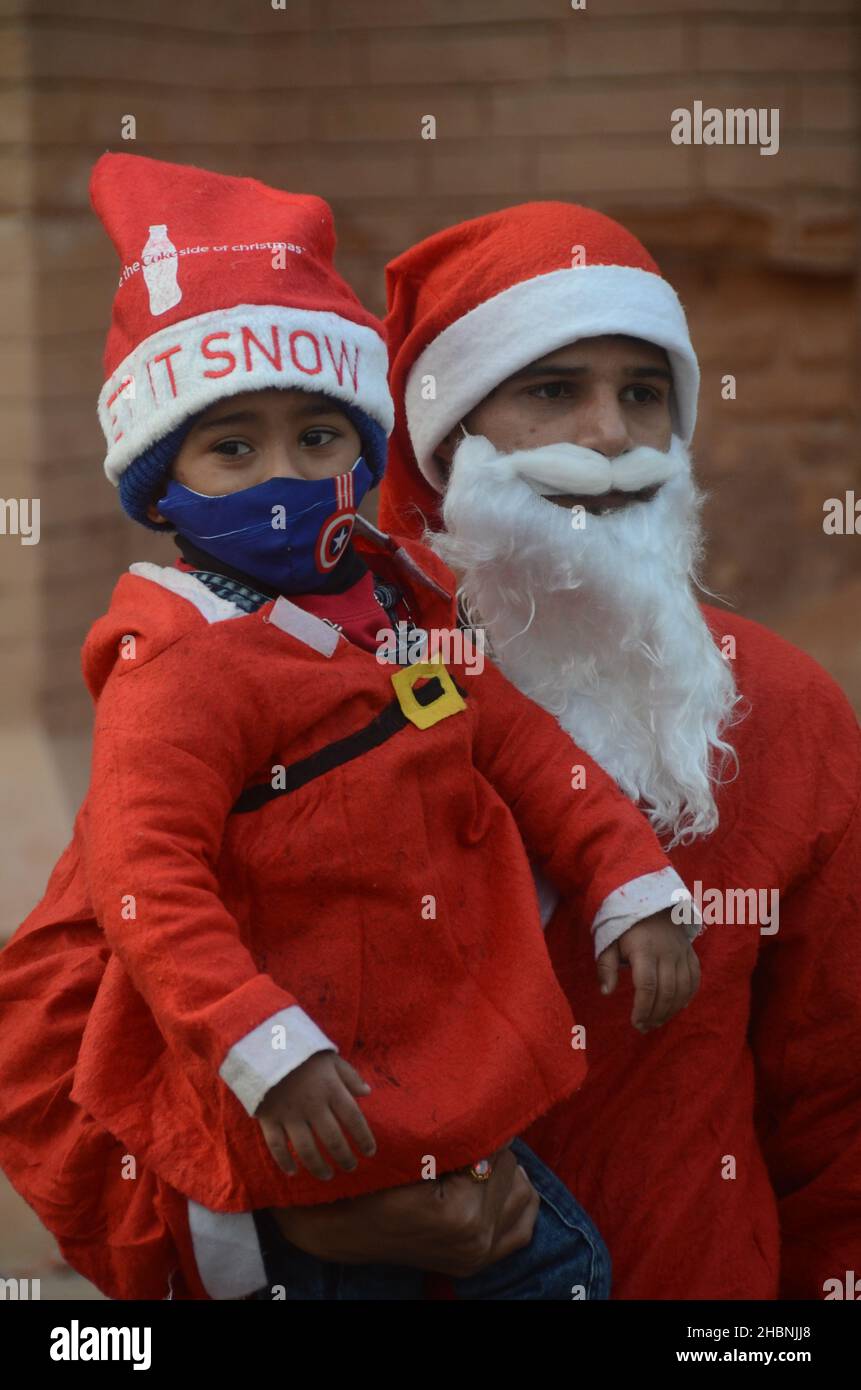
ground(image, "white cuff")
xmin=592 ymin=867 xmax=702 ymax=959
xmin=218 ymin=1004 xmax=338 ymax=1117
xmin=187 ymin=1201 xmax=267 ymax=1300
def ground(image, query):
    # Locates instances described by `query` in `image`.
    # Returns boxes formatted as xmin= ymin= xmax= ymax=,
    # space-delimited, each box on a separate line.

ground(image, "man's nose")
xmin=573 ymin=394 xmax=632 ymax=458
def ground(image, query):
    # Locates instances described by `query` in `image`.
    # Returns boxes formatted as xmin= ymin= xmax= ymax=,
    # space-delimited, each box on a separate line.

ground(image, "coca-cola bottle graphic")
xmin=141 ymin=224 xmax=182 ymax=316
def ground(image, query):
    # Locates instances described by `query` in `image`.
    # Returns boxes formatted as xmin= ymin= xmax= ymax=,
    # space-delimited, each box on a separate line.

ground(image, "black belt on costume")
xmin=231 ymin=675 xmax=467 ymax=815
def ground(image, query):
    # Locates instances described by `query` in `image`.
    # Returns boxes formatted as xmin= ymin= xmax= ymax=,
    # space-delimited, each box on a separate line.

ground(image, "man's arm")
xmin=13 ymin=1101 xmax=537 ymax=1300
xmin=749 ymin=686 xmax=861 ymax=1299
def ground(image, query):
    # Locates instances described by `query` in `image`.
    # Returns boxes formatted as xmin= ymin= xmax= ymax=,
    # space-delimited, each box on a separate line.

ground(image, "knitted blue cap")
xmin=119 ymin=394 xmax=388 ymax=530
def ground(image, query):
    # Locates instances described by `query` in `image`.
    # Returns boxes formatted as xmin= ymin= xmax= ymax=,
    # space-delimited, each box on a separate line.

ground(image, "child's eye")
xmin=526 ymin=381 xmax=573 ymax=401
xmin=212 ymin=438 xmax=253 ymax=458
xmin=301 ymin=427 xmax=340 ymax=448
xmin=621 ymin=384 xmax=662 ymax=405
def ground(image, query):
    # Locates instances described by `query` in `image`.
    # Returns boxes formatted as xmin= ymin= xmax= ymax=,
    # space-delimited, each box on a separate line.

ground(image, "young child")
xmin=0 ymin=154 xmax=701 ymax=1302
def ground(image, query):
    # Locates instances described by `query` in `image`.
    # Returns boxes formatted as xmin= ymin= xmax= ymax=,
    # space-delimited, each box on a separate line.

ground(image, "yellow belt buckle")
xmin=391 ymin=657 xmax=466 ymax=730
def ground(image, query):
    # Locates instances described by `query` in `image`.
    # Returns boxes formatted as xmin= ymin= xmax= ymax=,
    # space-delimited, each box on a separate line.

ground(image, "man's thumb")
xmin=596 ymin=942 xmax=621 ymax=996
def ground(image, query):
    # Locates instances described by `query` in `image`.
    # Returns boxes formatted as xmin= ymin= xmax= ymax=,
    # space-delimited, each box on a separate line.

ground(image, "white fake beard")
xmin=428 ymin=433 xmax=745 ymax=849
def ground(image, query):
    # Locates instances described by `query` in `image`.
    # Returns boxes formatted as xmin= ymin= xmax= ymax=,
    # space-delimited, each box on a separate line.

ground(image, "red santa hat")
xmin=378 ymin=201 xmax=699 ymax=539
xmin=91 ymin=153 xmax=393 ymax=513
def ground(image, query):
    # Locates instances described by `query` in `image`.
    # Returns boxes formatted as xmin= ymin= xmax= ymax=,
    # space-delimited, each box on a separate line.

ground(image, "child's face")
xmin=147 ymin=388 xmax=361 ymax=522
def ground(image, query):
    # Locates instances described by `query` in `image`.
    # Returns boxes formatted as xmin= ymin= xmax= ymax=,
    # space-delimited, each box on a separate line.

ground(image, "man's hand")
xmin=270 ymin=1144 xmax=539 ymax=1279
xmin=596 ymin=909 xmax=701 ymax=1032
xmin=256 ymin=1050 xmax=377 ymax=1180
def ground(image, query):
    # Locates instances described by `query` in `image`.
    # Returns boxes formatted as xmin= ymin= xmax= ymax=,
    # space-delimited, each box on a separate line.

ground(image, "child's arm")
xmin=82 ymin=642 xmax=340 ymax=1127
xmin=467 ymin=658 xmax=701 ymax=1027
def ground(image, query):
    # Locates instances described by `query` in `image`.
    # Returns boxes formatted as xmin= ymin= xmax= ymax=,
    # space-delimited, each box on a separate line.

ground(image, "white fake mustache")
xmin=453 ymin=432 xmax=687 ymax=498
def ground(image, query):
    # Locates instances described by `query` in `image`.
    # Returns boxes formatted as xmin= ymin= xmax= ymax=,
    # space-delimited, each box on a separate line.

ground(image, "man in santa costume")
xmin=361 ymin=202 xmax=861 ymax=1300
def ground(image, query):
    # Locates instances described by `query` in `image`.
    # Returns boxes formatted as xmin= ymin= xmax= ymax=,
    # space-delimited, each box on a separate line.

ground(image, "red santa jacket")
xmin=0 ymin=529 xmax=687 ymax=1293
xmin=523 ymin=607 xmax=861 ymax=1302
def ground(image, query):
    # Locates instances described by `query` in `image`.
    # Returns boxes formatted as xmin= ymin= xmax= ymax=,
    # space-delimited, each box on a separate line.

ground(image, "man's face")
xmin=428 ymin=334 xmax=738 ymax=847
xmin=436 ymin=334 xmax=674 ymax=513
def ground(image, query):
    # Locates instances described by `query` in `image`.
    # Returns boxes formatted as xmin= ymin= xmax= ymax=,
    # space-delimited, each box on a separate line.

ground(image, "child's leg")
xmin=248 ymin=1207 xmax=425 ymax=1301
xmin=449 ymin=1138 xmax=612 ymax=1301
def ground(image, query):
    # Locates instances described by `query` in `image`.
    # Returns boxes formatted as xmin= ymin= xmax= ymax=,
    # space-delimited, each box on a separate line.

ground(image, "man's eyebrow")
xmin=504 ymin=364 xmax=589 ymax=382
xmin=622 ymin=366 xmax=673 ymax=381
xmin=503 ymin=363 xmax=673 ymax=384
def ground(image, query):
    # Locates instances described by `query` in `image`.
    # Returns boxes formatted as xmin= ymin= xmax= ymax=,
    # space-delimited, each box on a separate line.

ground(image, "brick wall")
xmin=1 ymin=0 xmax=859 ymax=927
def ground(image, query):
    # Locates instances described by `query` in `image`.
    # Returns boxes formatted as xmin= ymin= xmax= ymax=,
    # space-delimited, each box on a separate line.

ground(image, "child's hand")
xmin=256 ymin=1051 xmax=377 ymax=1181
xmin=596 ymin=909 xmax=701 ymax=1033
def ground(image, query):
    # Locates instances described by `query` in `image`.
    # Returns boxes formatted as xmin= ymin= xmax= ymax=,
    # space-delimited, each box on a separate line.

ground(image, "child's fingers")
xmin=675 ymin=948 xmax=701 ymax=1015
xmin=333 ymin=1056 xmax=372 ymax=1098
xmin=259 ymin=1117 xmax=297 ymax=1176
xmin=675 ymin=952 xmax=692 ymax=1012
xmin=596 ymin=940 xmax=621 ymax=997
xmin=651 ymin=955 xmax=680 ymax=1029
xmin=331 ymin=1087 xmax=377 ymax=1159
xmin=311 ymin=1108 xmax=360 ymax=1174
xmin=286 ymin=1119 xmax=334 ymax=1181
xmin=688 ymin=948 xmax=702 ymax=1000
xmin=630 ymin=950 xmax=658 ymax=1030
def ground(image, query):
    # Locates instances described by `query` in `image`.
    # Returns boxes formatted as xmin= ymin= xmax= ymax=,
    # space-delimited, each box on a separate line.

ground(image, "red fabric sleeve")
xmin=467 ymin=659 xmax=676 ymax=927
xmin=749 ymin=695 xmax=861 ymax=1299
xmin=50 ymin=1109 xmax=210 ymax=1301
xmin=83 ymin=646 xmax=300 ymax=1086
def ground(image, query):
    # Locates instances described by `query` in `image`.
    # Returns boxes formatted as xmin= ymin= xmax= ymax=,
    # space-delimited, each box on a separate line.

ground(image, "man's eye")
xmin=527 ymin=382 xmax=573 ymax=401
xmin=301 ymin=428 xmax=339 ymax=447
xmin=213 ymin=439 xmax=253 ymax=458
xmin=622 ymin=385 xmax=661 ymax=404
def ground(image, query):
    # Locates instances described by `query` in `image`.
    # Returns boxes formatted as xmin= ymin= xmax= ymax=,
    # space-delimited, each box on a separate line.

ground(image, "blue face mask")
xmin=155 ymin=455 xmax=374 ymax=595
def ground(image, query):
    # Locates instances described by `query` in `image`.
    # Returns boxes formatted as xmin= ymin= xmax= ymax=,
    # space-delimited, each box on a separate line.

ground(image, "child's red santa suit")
xmin=0 ymin=158 xmax=695 ymax=1300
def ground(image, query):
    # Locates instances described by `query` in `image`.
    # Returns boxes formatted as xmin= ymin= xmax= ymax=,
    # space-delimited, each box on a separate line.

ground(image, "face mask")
xmin=155 ymin=455 xmax=374 ymax=595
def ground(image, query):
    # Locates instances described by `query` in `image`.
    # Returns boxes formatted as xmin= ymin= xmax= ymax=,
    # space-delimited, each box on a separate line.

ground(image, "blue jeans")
xmin=249 ymin=1138 xmax=611 ymax=1301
